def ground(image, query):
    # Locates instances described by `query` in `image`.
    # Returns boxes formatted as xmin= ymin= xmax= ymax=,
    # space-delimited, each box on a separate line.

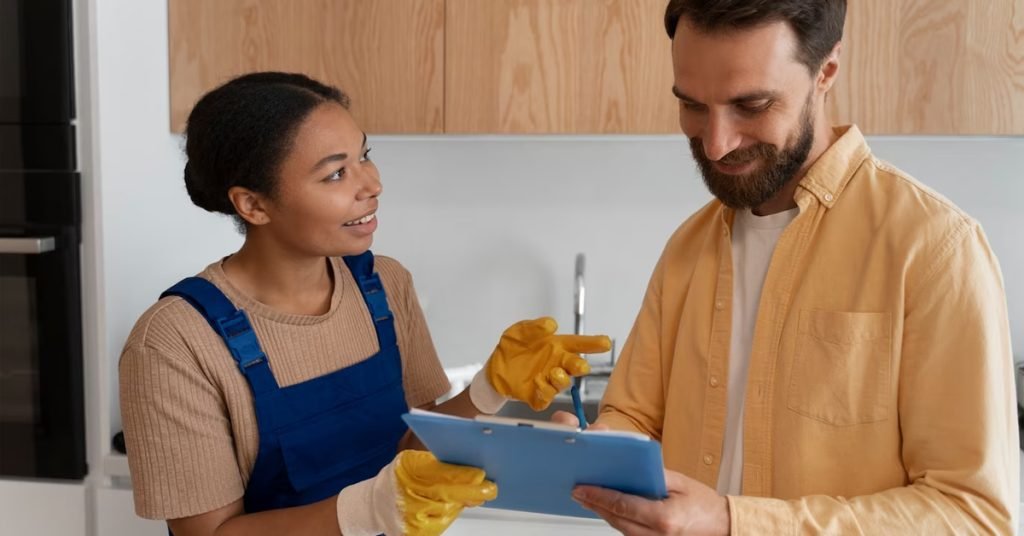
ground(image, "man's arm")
xmin=594 ymin=254 xmax=669 ymax=438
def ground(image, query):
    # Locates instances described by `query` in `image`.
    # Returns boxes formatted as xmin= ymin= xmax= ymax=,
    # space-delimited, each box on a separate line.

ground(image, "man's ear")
xmin=818 ymin=41 xmax=842 ymax=94
xmin=227 ymin=186 xmax=272 ymax=226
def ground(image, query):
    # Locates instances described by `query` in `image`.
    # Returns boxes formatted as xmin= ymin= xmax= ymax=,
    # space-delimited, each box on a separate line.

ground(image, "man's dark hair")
xmin=182 ymin=72 xmax=350 ymax=225
xmin=664 ymin=0 xmax=846 ymax=73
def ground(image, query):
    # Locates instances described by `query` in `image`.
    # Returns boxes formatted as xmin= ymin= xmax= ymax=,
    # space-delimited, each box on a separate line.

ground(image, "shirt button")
xmin=824 ymin=193 xmax=834 ymax=202
xmin=715 ymin=300 xmax=724 ymax=310
xmin=703 ymin=454 xmax=714 ymax=465
xmin=709 ymin=376 xmax=719 ymax=387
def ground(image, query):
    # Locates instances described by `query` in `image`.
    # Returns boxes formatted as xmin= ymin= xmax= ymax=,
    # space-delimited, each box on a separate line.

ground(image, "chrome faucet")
xmin=571 ymin=254 xmax=616 ymax=404
xmin=574 ymin=253 xmax=585 ymax=336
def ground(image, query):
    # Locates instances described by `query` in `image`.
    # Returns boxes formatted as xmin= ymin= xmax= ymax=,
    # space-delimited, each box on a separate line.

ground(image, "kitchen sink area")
xmin=496 ymin=367 xmax=611 ymax=424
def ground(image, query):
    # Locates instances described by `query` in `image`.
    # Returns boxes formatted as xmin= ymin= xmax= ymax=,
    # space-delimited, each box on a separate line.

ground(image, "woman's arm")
xmin=168 ymin=497 xmax=340 ymax=536
xmin=398 ymin=390 xmax=478 ymax=451
xmin=171 ymin=451 xmax=495 ymax=536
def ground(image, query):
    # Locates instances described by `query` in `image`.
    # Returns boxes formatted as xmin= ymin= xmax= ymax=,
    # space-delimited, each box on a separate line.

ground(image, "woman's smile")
xmin=342 ymin=211 xmax=378 ymax=234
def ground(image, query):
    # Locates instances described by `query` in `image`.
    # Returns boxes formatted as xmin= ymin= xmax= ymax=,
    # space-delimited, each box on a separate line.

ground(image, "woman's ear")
xmin=227 ymin=186 xmax=272 ymax=226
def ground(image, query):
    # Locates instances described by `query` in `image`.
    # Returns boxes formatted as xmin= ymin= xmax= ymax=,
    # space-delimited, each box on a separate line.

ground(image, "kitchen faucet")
xmin=571 ymin=254 xmax=616 ymax=404
xmin=574 ymin=253 xmax=585 ymax=336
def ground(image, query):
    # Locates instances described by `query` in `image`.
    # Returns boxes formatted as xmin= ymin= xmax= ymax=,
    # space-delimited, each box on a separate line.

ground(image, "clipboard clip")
xmin=474 ymin=414 xmax=582 ymax=433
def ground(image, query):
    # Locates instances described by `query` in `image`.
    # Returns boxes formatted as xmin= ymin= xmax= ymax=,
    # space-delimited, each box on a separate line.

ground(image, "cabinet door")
xmin=168 ymin=0 xmax=444 ymax=133
xmin=831 ymin=0 xmax=1024 ymax=134
xmin=445 ymin=0 xmax=677 ymax=134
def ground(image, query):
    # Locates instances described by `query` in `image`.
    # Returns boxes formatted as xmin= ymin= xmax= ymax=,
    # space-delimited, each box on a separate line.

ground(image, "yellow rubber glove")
xmin=397 ymin=450 xmax=497 ymax=535
xmin=336 ymin=450 xmax=496 ymax=536
xmin=486 ymin=317 xmax=611 ymax=411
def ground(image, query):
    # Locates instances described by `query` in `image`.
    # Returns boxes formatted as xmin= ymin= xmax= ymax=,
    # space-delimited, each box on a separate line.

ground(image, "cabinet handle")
xmin=0 ymin=237 xmax=56 ymax=254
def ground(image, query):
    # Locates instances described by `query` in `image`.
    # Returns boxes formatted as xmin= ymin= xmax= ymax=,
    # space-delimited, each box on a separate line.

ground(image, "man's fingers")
xmin=556 ymin=334 xmax=612 ymax=354
xmin=663 ymin=468 xmax=695 ymax=492
xmin=571 ymin=485 xmax=660 ymax=525
xmin=550 ymin=410 xmax=580 ymax=427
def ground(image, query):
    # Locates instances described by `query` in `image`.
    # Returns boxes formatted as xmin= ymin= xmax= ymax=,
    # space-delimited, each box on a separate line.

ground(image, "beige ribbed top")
xmin=119 ymin=255 xmax=450 ymax=520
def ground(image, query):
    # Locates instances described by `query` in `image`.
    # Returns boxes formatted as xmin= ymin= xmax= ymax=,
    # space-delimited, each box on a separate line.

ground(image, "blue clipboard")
xmin=402 ymin=409 xmax=667 ymax=518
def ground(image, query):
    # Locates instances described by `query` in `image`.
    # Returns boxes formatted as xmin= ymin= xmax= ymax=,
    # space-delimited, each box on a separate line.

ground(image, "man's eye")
xmin=682 ymin=102 xmax=706 ymax=112
xmin=739 ymin=101 xmax=772 ymax=114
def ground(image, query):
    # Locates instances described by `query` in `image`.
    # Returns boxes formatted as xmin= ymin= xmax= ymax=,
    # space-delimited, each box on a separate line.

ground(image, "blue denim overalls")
xmin=161 ymin=251 xmax=409 ymax=513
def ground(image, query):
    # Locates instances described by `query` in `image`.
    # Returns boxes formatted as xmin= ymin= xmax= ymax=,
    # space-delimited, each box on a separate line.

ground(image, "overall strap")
xmin=342 ymin=251 xmax=397 ymax=349
xmin=161 ymin=277 xmax=278 ymax=394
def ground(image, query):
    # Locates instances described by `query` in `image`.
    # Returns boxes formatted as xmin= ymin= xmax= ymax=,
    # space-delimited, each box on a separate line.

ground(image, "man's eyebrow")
xmin=728 ymin=91 xmax=780 ymax=104
xmin=672 ymin=86 xmax=695 ymax=101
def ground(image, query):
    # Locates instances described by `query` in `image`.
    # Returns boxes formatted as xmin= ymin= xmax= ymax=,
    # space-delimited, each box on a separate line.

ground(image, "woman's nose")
xmin=357 ymin=167 xmax=382 ymax=199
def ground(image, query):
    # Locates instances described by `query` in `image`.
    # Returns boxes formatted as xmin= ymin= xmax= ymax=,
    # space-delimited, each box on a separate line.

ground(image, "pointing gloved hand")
xmin=336 ymin=449 xmax=497 ymax=536
xmin=469 ymin=317 xmax=612 ymax=413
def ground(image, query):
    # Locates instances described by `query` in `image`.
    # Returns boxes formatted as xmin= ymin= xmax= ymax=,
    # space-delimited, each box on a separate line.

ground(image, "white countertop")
xmin=447 ymin=508 xmax=616 ymax=535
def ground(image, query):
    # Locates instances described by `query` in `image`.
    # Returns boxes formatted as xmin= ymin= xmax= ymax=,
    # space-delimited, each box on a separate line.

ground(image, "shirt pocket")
xmin=787 ymin=310 xmax=892 ymax=426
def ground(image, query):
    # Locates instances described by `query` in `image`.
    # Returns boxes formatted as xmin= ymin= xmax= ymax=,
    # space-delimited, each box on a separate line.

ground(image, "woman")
xmin=119 ymin=72 xmax=609 ymax=536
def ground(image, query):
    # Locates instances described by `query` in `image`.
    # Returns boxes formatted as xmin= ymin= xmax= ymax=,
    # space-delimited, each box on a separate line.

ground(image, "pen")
xmin=571 ymin=376 xmax=587 ymax=430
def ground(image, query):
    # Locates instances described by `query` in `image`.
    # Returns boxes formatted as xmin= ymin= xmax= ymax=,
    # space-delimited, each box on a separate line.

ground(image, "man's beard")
xmin=690 ymin=98 xmax=815 ymax=210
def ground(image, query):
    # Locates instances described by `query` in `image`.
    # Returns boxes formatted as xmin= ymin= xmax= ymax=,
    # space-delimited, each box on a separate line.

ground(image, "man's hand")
xmin=572 ymin=469 xmax=730 ymax=536
xmin=550 ymin=410 xmax=609 ymax=431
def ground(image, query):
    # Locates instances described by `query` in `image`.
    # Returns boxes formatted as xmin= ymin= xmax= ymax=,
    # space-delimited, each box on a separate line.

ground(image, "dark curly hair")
xmin=182 ymin=72 xmax=350 ymax=228
xmin=664 ymin=0 xmax=846 ymax=74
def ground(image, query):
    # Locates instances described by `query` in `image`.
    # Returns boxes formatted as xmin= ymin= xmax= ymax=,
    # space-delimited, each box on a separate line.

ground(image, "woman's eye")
xmin=361 ymin=148 xmax=372 ymax=163
xmin=326 ymin=168 xmax=346 ymax=182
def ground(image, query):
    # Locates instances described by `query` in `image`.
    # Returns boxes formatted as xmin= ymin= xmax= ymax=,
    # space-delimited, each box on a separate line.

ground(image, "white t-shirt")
xmin=716 ymin=207 xmax=799 ymax=496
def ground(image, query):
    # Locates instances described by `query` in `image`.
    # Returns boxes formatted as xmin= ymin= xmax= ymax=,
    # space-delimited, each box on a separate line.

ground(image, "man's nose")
xmin=702 ymin=112 xmax=743 ymax=161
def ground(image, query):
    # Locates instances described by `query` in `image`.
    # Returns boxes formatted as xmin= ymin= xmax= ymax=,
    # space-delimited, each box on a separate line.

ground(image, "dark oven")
xmin=0 ymin=0 xmax=86 ymax=480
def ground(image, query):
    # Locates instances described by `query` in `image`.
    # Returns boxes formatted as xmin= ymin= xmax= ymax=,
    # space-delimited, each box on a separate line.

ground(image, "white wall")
xmin=90 ymin=0 xmax=1024 ymax=448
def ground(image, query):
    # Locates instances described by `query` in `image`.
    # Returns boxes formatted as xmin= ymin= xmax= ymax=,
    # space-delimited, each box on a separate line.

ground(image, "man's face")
xmin=672 ymin=19 xmax=820 ymax=209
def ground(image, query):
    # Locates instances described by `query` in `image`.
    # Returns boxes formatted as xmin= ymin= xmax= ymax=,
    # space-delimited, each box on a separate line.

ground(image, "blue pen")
xmin=571 ymin=377 xmax=588 ymax=430
xmin=572 ymin=254 xmax=589 ymax=430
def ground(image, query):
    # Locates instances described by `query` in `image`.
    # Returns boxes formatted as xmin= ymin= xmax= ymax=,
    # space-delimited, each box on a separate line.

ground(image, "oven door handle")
xmin=0 ymin=237 xmax=57 ymax=254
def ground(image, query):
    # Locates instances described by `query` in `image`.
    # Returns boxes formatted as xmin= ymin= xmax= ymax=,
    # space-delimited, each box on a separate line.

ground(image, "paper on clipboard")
xmin=402 ymin=409 xmax=667 ymax=518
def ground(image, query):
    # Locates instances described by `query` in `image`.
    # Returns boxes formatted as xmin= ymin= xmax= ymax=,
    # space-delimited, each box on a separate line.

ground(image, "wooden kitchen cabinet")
xmin=169 ymin=0 xmax=1024 ymax=135
xmin=831 ymin=0 xmax=1024 ymax=135
xmin=445 ymin=0 xmax=677 ymax=134
xmin=168 ymin=0 xmax=444 ymax=133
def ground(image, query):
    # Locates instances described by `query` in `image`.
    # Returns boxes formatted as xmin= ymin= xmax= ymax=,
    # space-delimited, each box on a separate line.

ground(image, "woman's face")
xmin=259 ymin=102 xmax=381 ymax=258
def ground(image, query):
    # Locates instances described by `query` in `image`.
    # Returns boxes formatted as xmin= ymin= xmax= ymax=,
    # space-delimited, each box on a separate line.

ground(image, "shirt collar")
xmin=795 ymin=124 xmax=871 ymax=209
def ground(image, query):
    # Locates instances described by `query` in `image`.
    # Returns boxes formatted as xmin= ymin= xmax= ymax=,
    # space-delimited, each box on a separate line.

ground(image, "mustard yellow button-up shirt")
xmin=598 ymin=126 xmax=1019 ymax=534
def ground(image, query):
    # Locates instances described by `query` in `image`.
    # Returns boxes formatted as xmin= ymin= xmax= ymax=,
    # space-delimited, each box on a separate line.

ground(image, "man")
xmin=570 ymin=1 xmax=1020 ymax=534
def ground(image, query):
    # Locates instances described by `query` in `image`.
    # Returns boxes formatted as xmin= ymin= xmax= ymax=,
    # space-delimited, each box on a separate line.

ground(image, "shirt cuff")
xmin=727 ymin=495 xmax=797 ymax=535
